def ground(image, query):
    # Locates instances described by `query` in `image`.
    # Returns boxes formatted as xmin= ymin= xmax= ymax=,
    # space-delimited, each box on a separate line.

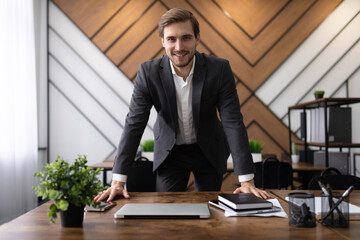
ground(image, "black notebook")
xmin=218 ymin=193 xmax=273 ymax=210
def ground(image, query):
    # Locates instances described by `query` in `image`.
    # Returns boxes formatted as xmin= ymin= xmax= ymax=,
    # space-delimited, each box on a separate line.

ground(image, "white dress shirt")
xmin=113 ymin=56 xmax=253 ymax=184
xmin=170 ymin=57 xmax=197 ymax=145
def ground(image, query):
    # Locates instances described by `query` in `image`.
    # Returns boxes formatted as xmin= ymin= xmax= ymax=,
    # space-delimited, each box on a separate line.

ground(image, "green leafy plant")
xmin=33 ymin=155 xmax=105 ymax=224
xmin=313 ymin=90 xmax=325 ymax=95
xmin=248 ymin=139 xmax=263 ymax=153
xmin=313 ymin=90 xmax=325 ymax=99
xmin=291 ymin=142 xmax=299 ymax=155
xmin=142 ymin=139 xmax=154 ymax=152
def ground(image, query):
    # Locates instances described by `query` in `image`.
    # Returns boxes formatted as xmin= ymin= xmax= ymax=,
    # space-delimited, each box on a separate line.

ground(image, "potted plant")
xmin=291 ymin=142 xmax=300 ymax=163
xmin=33 ymin=155 xmax=105 ymax=227
xmin=141 ymin=139 xmax=154 ymax=161
xmin=313 ymin=90 xmax=325 ymax=99
xmin=249 ymin=139 xmax=263 ymax=163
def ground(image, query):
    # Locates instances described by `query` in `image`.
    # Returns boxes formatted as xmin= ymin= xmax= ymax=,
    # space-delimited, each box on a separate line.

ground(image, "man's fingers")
xmin=106 ymin=187 xmax=131 ymax=202
xmin=122 ymin=189 xmax=130 ymax=199
xmin=233 ymin=187 xmax=271 ymax=199
xmin=107 ymin=189 xmax=116 ymax=202
xmin=94 ymin=189 xmax=110 ymax=202
xmin=94 ymin=182 xmax=130 ymax=203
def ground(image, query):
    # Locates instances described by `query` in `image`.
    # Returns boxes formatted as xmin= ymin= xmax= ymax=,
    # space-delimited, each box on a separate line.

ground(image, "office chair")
xmin=126 ymin=157 xmax=156 ymax=192
xmin=319 ymin=167 xmax=342 ymax=176
xmin=254 ymin=157 xmax=293 ymax=189
xmin=308 ymin=167 xmax=360 ymax=190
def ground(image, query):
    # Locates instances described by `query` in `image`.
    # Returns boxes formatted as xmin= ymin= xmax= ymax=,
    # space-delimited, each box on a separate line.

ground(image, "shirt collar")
xmin=169 ymin=55 xmax=196 ymax=77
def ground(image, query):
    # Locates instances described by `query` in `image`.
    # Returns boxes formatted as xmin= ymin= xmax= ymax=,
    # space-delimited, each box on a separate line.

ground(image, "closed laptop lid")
xmin=114 ymin=203 xmax=210 ymax=219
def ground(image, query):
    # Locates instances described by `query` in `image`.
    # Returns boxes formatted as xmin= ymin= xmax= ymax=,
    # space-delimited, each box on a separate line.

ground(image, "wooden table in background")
xmin=224 ymin=161 xmax=326 ymax=190
xmin=89 ymin=158 xmax=114 ymax=185
xmin=291 ymin=162 xmax=326 ymax=189
xmin=92 ymin=160 xmax=327 ymax=188
xmin=1 ymin=191 xmax=359 ymax=239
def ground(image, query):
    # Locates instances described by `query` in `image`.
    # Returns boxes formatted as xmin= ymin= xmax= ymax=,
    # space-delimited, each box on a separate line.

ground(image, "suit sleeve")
xmin=217 ymin=60 xmax=255 ymax=176
xmin=112 ymin=64 xmax=153 ymax=175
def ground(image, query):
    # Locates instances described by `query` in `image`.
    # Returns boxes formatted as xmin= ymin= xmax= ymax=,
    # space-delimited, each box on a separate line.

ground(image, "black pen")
xmin=318 ymin=181 xmax=344 ymax=222
xmin=328 ymin=185 xmax=334 ymax=224
xmin=322 ymin=185 xmax=354 ymax=222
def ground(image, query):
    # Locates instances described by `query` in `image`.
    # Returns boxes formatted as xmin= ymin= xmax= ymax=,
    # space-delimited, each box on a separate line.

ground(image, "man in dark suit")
xmin=95 ymin=8 xmax=269 ymax=202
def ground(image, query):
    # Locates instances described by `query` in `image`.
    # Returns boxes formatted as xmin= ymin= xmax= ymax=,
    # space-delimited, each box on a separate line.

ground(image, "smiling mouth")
xmin=173 ymin=52 xmax=188 ymax=57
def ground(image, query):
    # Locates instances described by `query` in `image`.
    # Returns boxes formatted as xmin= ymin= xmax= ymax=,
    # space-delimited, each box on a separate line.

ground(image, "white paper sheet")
xmin=285 ymin=196 xmax=360 ymax=215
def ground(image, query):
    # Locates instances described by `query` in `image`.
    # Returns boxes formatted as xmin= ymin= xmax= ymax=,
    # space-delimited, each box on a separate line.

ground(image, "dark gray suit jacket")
xmin=113 ymin=52 xmax=255 ymax=177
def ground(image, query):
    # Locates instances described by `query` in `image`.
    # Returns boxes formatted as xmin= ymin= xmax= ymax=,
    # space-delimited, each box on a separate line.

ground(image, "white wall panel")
xmin=48 ymin=2 xmax=155 ymax=163
xmin=49 ymin=1 xmax=156 ymax=128
xmin=48 ymin=2 xmax=131 ymax=104
xmin=257 ymin=0 xmax=360 ymax=105
xmin=270 ymin=14 xmax=360 ymax=118
xmin=50 ymin=56 xmax=123 ymax=145
xmin=255 ymin=0 xmax=360 ymax=174
xmin=302 ymin=42 xmax=360 ymax=103
xmin=49 ymin=29 xmax=129 ymax=129
xmin=49 ymin=84 xmax=114 ymax=164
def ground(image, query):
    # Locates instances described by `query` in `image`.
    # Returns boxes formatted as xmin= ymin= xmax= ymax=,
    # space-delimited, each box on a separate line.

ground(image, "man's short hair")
xmin=158 ymin=8 xmax=200 ymax=38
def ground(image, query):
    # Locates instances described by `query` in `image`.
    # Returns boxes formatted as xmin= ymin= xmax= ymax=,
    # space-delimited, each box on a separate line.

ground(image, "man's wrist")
xmin=112 ymin=173 xmax=127 ymax=182
xmin=111 ymin=180 xmax=125 ymax=188
xmin=240 ymin=179 xmax=255 ymax=187
xmin=238 ymin=173 xmax=254 ymax=183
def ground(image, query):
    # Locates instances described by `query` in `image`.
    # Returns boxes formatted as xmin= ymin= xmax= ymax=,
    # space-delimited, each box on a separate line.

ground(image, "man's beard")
xmin=170 ymin=50 xmax=195 ymax=68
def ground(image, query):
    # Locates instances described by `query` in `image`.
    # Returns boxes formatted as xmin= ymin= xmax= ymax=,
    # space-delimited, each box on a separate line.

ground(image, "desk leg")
xmin=354 ymin=153 xmax=360 ymax=176
xmin=102 ymin=170 xmax=108 ymax=186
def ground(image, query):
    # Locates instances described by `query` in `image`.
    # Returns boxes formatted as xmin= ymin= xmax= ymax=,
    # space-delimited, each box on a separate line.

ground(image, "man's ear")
xmin=196 ymin=33 xmax=200 ymax=45
xmin=161 ymin=38 xmax=165 ymax=47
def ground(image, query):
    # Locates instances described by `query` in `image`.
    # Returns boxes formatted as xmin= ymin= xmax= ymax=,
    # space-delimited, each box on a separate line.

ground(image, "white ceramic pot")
xmin=251 ymin=153 xmax=262 ymax=163
xmin=141 ymin=152 xmax=154 ymax=161
xmin=291 ymin=154 xmax=300 ymax=163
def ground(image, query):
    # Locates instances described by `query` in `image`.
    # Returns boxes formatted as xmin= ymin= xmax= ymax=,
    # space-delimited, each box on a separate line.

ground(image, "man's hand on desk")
xmin=233 ymin=179 xmax=271 ymax=199
xmin=94 ymin=180 xmax=130 ymax=202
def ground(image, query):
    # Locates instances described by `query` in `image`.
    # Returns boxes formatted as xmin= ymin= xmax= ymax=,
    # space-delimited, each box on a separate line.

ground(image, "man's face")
xmin=161 ymin=20 xmax=200 ymax=70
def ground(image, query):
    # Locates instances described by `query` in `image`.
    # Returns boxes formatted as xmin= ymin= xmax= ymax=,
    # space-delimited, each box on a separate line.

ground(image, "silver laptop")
xmin=114 ymin=203 xmax=210 ymax=219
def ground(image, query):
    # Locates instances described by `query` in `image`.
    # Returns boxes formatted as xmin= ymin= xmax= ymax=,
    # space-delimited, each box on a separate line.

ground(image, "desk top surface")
xmin=1 ymin=191 xmax=359 ymax=240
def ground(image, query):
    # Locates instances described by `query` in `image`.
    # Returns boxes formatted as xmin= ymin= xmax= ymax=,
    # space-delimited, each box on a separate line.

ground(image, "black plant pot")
xmin=60 ymin=204 xmax=84 ymax=227
xmin=314 ymin=93 xmax=324 ymax=99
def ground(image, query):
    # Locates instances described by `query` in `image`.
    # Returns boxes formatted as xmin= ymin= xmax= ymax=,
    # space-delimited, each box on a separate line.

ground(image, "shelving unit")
xmin=288 ymin=98 xmax=360 ymax=168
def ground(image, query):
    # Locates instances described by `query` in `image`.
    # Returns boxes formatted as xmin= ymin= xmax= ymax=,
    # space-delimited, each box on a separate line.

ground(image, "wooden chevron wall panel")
xmin=52 ymin=0 xmax=342 ymax=159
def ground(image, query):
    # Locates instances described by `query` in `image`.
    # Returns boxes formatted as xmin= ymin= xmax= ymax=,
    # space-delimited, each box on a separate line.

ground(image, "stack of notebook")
xmin=210 ymin=193 xmax=281 ymax=215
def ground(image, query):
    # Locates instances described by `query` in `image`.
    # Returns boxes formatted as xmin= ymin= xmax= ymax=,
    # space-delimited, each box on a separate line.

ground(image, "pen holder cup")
xmin=288 ymin=192 xmax=316 ymax=227
xmin=321 ymin=192 xmax=349 ymax=228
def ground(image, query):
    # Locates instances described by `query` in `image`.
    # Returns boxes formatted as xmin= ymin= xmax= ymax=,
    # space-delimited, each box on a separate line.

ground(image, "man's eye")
xmin=167 ymin=38 xmax=175 ymax=42
xmin=183 ymin=36 xmax=192 ymax=40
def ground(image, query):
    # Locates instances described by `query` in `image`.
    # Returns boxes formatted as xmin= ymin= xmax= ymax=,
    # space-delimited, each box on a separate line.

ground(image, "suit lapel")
xmin=159 ymin=55 xmax=178 ymax=133
xmin=192 ymin=52 xmax=206 ymax=135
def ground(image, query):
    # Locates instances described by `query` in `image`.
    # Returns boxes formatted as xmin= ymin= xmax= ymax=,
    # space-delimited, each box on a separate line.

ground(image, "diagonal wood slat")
xmin=190 ymin=0 xmax=316 ymax=65
xmin=214 ymin=0 xmax=290 ymax=39
xmin=52 ymin=0 xmax=128 ymax=38
xmin=92 ymin=0 xmax=154 ymax=52
xmin=106 ymin=1 xmax=167 ymax=66
xmin=52 ymin=0 xmax=342 ymax=159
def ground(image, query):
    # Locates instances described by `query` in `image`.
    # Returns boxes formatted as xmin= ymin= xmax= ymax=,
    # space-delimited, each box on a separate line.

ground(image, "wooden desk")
xmin=1 ymin=191 xmax=358 ymax=239
xmin=271 ymin=190 xmax=360 ymax=240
